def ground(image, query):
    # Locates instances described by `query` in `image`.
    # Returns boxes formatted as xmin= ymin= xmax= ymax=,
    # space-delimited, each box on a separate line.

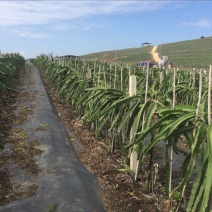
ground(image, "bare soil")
xmin=151 ymin=46 xmax=160 ymax=62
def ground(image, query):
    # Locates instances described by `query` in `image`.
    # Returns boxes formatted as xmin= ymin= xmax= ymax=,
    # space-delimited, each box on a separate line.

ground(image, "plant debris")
xmin=0 ymin=68 xmax=42 ymax=206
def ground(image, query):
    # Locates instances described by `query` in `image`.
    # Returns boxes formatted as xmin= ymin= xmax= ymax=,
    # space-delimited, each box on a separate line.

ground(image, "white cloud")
xmin=81 ymin=22 xmax=102 ymax=31
xmin=54 ymin=24 xmax=69 ymax=31
xmin=60 ymin=21 xmax=105 ymax=31
xmin=19 ymin=51 xmax=27 ymax=58
xmin=181 ymin=19 xmax=211 ymax=27
xmin=13 ymin=29 xmax=48 ymax=39
xmin=0 ymin=1 xmax=172 ymax=27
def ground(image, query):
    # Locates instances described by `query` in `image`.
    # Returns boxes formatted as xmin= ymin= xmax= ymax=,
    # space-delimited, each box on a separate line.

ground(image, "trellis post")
xmin=129 ymin=75 xmax=138 ymax=177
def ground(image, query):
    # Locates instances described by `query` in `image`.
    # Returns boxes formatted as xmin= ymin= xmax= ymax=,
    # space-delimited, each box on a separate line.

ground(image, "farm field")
xmin=1 ymin=1 xmax=212 ymax=212
xmin=33 ymin=54 xmax=212 ymax=211
xmin=1 ymin=45 xmax=212 ymax=212
xmin=82 ymin=36 xmax=212 ymax=68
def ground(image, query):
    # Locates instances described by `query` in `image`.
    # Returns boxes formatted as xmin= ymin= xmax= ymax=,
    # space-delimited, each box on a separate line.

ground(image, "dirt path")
xmin=151 ymin=46 xmax=160 ymax=62
xmin=0 ymin=63 xmax=104 ymax=212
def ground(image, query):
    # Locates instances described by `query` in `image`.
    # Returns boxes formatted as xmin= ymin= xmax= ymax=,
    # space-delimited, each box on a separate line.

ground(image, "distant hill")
xmin=81 ymin=36 xmax=212 ymax=68
xmin=81 ymin=46 xmax=153 ymax=63
xmin=157 ymin=37 xmax=212 ymax=68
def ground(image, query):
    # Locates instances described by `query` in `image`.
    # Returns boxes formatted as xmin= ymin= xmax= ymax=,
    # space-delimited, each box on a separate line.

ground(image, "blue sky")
xmin=0 ymin=1 xmax=211 ymax=58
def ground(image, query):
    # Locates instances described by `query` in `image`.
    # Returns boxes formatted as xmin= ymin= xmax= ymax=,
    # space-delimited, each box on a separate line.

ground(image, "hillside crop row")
xmin=82 ymin=46 xmax=153 ymax=63
xmin=82 ymin=37 xmax=212 ymax=68
xmin=157 ymin=37 xmax=212 ymax=68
